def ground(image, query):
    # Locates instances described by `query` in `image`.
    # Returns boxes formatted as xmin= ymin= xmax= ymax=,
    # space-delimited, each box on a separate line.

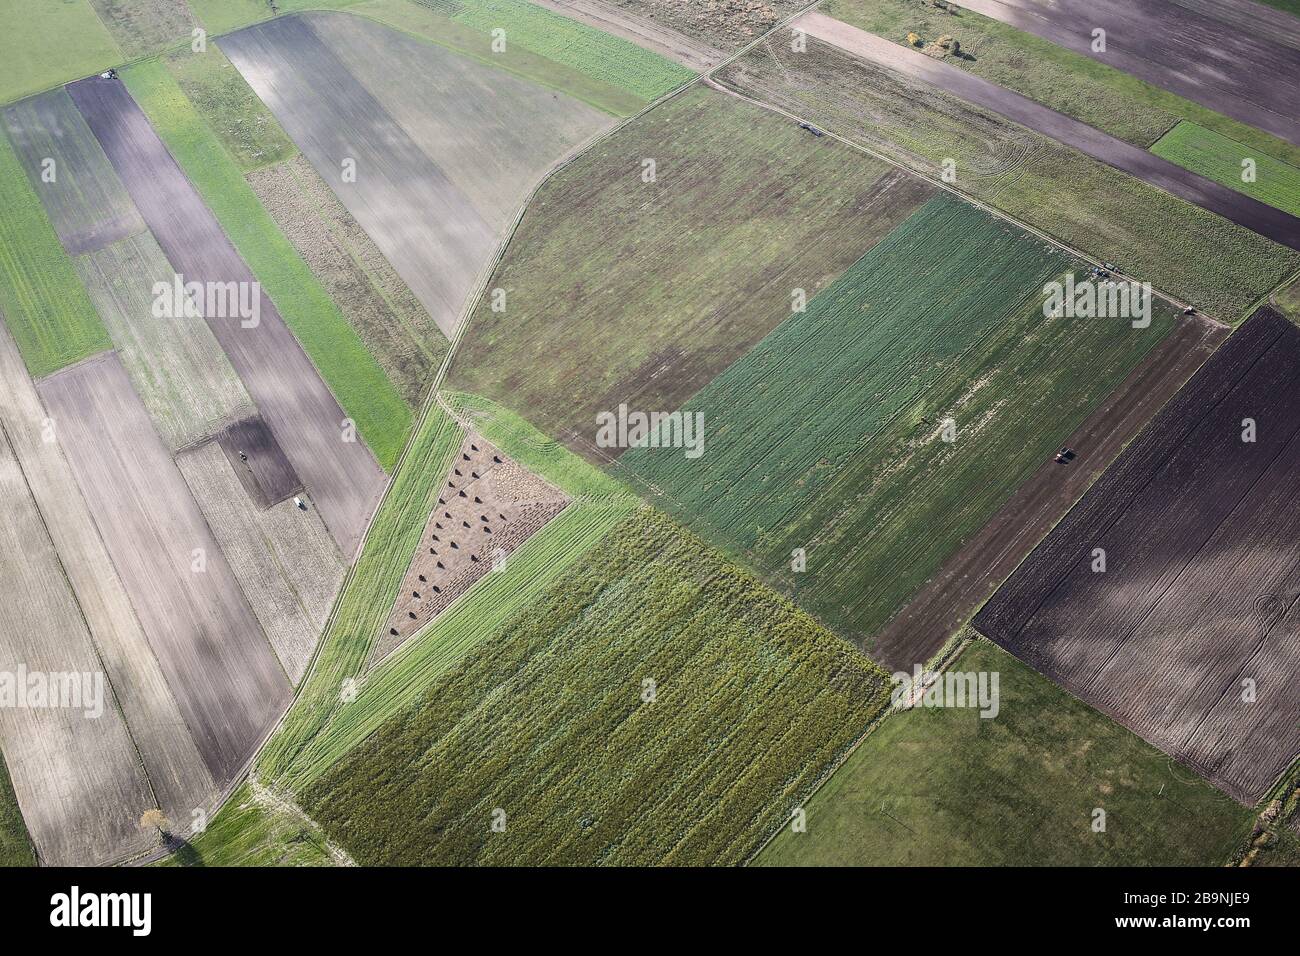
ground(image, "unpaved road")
xmin=953 ymin=0 xmax=1300 ymax=147
xmin=798 ymin=12 xmax=1300 ymax=251
xmin=870 ymin=313 xmax=1227 ymax=670
xmin=532 ymin=0 xmax=724 ymax=70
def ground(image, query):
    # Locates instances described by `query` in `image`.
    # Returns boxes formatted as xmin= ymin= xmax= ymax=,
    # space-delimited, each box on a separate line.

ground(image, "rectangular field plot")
xmin=222 ymin=14 xmax=494 ymax=338
xmin=178 ymin=442 xmax=347 ymax=685
xmin=3 ymin=90 xmax=145 ymax=256
xmin=976 ymin=308 xmax=1300 ymax=804
xmin=622 ymin=193 xmax=1177 ymax=659
xmin=68 ymin=73 xmax=388 ymax=556
xmin=1152 ymin=121 xmax=1300 ymax=218
xmin=0 ymin=427 xmax=156 ymax=866
xmin=38 ymin=353 xmax=292 ymax=784
xmin=449 ymin=86 xmax=936 ymax=453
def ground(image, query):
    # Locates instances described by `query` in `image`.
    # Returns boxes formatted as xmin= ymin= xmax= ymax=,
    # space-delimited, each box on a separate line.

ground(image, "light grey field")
xmin=37 ymin=352 xmax=292 ymax=784
xmin=3 ymin=89 xmax=144 ymax=255
xmin=178 ymin=441 xmax=347 ymax=685
xmin=221 ymin=14 xmax=493 ymax=337
xmin=0 ymin=320 xmax=214 ymax=863
xmin=309 ymin=11 xmax=613 ymax=227
xmin=0 ymin=426 xmax=156 ymax=867
xmin=75 ymin=232 xmax=256 ymax=451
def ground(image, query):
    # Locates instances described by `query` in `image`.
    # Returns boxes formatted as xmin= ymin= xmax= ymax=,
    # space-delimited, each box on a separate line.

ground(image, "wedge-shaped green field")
xmin=449 ymin=86 xmax=937 ymax=455
xmin=1152 ymin=121 xmax=1300 ymax=219
xmin=759 ymin=639 xmax=1253 ymax=866
xmin=121 ymin=59 xmax=410 ymax=467
xmin=0 ymin=132 xmax=111 ymax=377
xmin=301 ymin=509 xmax=892 ymax=865
xmin=622 ymin=194 xmax=1176 ymax=648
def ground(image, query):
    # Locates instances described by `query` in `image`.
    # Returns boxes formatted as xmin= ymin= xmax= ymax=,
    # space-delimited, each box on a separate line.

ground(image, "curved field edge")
xmin=1151 ymin=121 xmax=1300 ymax=219
xmin=299 ymin=508 xmax=893 ymax=866
xmin=757 ymin=637 xmax=1255 ymax=866
xmin=0 ymin=132 xmax=112 ymax=378
xmin=120 ymin=57 xmax=411 ymax=468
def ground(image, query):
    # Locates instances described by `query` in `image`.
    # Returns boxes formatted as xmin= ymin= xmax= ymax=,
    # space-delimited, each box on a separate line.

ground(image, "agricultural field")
xmin=976 ymin=308 xmax=1300 ymax=804
xmin=0 ymin=0 xmax=119 ymax=106
xmin=824 ymin=0 xmax=1300 ymax=166
xmin=88 ymin=0 xmax=197 ymax=59
xmin=300 ymin=509 xmax=893 ymax=865
xmin=449 ymin=86 xmax=936 ymax=454
xmin=116 ymin=61 xmax=410 ymax=474
xmin=717 ymin=37 xmax=1300 ymax=321
xmin=0 ymin=126 xmax=111 ymax=377
xmin=0 ymin=755 xmax=32 ymax=867
xmin=622 ymin=193 xmax=1180 ymax=658
xmin=591 ymin=0 xmax=806 ymax=49
xmin=760 ymin=638 xmax=1255 ymax=866
xmin=1151 ymin=122 xmax=1300 ymax=218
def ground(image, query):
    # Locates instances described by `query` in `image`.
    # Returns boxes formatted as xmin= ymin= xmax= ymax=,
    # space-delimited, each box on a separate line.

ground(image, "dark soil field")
xmin=957 ymin=0 xmax=1300 ymax=147
xmin=67 ymin=73 xmax=387 ymax=558
xmin=38 ymin=353 xmax=292 ymax=785
xmin=217 ymin=416 xmax=304 ymax=509
xmin=976 ymin=308 xmax=1300 ymax=804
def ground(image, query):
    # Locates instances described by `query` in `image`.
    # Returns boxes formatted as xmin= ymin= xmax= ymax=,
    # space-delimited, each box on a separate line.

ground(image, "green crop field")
xmin=187 ymin=0 xmax=275 ymax=34
xmin=825 ymin=0 xmax=1300 ymax=166
xmin=0 ymin=753 xmax=34 ymax=867
xmin=165 ymin=45 xmax=297 ymax=172
xmin=622 ymin=194 xmax=1177 ymax=648
xmin=158 ymin=782 xmax=341 ymax=867
xmin=301 ymin=509 xmax=892 ymax=865
xmin=759 ymin=638 xmax=1255 ymax=866
xmin=449 ymin=86 xmax=937 ymax=457
xmin=122 ymin=58 xmax=411 ymax=467
xmin=718 ymin=40 xmax=1300 ymax=322
xmin=1152 ymin=121 xmax=1300 ymax=218
xmin=0 ymin=132 xmax=111 ymax=378
xmin=88 ymin=0 xmax=197 ymax=59
xmin=0 ymin=0 xmax=120 ymax=107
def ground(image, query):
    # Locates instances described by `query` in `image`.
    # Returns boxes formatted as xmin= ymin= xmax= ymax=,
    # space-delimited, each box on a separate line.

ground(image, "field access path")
xmin=796 ymin=11 xmax=1300 ymax=252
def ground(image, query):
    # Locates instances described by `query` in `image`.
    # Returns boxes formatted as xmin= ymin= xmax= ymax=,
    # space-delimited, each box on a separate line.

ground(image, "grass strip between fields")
xmin=0 ymin=132 xmax=112 ymax=378
xmin=1152 ymin=121 xmax=1300 ymax=219
xmin=0 ymin=750 xmax=35 ymax=867
xmin=120 ymin=58 xmax=411 ymax=468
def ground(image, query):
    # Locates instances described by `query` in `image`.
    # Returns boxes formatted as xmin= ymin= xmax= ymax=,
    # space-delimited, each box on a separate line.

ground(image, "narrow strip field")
xmin=623 ymin=193 xmax=1176 ymax=655
xmin=449 ymin=86 xmax=937 ymax=455
xmin=301 ymin=509 xmax=892 ymax=865
xmin=976 ymin=308 xmax=1300 ymax=803
xmin=1152 ymin=122 xmax=1300 ymax=219
xmin=759 ymin=638 xmax=1254 ymax=865
xmin=115 ymin=61 xmax=410 ymax=472
xmin=0 ymin=128 xmax=110 ymax=377
xmin=73 ymin=72 xmax=390 ymax=552
xmin=38 ymin=353 xmax=292 ymax=785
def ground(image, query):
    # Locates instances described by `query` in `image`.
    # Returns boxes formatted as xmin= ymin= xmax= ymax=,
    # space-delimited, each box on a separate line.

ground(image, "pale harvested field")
xmin=311 ymin=11 xmax=613 ymax=227
xmin=3 ymin=89 xmax=143 ymax=255
xmin=75 ymin=232 xmax=256 ymax=451
xmin=179 ymin=442 xmax=347 ymax=685
xmin=248 ymin=155 xmax=444 ymax=407
xmin=0 ymin=426 xmax=156 ymax=866
xmin=0 ymin=319 xmax=214 ymax=861
xmin=68 ymin=74 xmax=387 ymax=557
xmin=38 ymin=353 xmax=292 ymax=783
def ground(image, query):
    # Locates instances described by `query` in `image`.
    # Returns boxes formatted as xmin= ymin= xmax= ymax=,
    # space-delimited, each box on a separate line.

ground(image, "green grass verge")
xmin=157 ymin=782 xmax=339 ymax=866
xmin=0 ymin=131 xmax=112 ymax=377
xmin=121 ymin=58 xmax=411 ymax=467
xmin=301 ymin=508 xmax=893 ymax=865
xmin=0 ymin=0 xmax=120 ymax=107
xmin=0 ymin=751 xmax=34 ymax=866
xmin=1152 ymin=121 xmax=1300 ymax=218
xmin=623 ymin=194 xmax=1176 ymax=646
xmin=758 ymin=638 xmax=1255 ymax=866
xmin=164 ymin=44 xmax=297 ymax=171
xmin=257 ymin=403 xmax=465 ymax=780
xmin=825 ymin=0 xmax=1300 ymax=167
